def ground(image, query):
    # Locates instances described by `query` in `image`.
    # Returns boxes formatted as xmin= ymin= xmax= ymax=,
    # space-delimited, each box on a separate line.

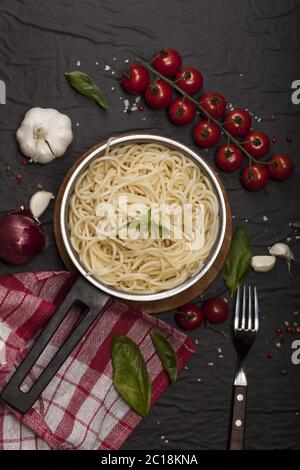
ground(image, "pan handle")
xmin=1 ymin=276 xmax=110 ymax=414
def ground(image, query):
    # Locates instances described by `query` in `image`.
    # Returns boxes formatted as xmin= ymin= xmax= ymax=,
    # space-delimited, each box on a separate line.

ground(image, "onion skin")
xmin=0 ymin=211 xmax=46 ymax=265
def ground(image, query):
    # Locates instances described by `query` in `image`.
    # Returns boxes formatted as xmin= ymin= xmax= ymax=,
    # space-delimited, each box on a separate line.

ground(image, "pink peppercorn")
xmin=267 ymin=352 xmax=273 ymax=359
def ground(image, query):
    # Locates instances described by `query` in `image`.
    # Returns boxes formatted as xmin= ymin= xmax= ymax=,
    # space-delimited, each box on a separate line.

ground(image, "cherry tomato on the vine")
xmin=152 ymin=48 xmax=182 ymax=77
xmin=193 ymin=120 xmax=221 ymax=147
xmin=215 ymin=144 xmax=244 ymax=172
xmin=241 ymin=164 xmax=269 ymax=191
xmin=144 ymin=80 xmax=173 ymax=109
xmin=223 ymin=108 xmax=252 ymax=137
xmin=120 ymin=64 xmax=149 ymax=94
xmin=199 ymin=91 xmax=226 ymax=119
xmin=243 ymin=131 xmax=270 ymax=159
xmin=168 ymin=98 xmax=196 ymax=126
xmin=268 ymin=154 xmax=295 ymax=181
xmin=175 ymin=67 xmax=203 ymax=95
xmin=203 ymin=298 xmax=229 ymax=324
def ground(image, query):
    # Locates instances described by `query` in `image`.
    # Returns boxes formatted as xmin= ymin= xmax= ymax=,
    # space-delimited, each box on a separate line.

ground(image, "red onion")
xmin=0 ymin=210 xmax=46 ymax=265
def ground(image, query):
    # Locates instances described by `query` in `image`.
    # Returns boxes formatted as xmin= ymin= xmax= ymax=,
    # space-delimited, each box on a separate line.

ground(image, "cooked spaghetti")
xmin=68 ymin=142 xmax=219 ymax=294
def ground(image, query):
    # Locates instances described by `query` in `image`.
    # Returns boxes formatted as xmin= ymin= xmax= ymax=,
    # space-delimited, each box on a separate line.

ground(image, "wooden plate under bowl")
xmin=54 ymin=138 xmax=232 ymax=313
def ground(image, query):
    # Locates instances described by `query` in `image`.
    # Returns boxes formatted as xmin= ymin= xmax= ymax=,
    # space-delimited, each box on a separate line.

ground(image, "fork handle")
xmin=229 ymin=385 xmax=247 ymax=450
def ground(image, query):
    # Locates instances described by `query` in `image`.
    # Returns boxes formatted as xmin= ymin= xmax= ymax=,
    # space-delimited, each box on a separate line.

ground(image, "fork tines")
xmin=234 ymin=285 xmax=259 ymax=332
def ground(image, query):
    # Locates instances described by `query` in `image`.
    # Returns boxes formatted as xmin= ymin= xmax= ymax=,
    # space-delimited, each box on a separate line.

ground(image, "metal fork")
xmin=229 ymin=285 xmax=259 ymax=450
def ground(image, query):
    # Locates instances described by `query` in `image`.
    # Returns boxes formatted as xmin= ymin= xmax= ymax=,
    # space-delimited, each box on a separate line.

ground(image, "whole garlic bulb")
xmin=16 ymin=107 xmax=73 ymax=164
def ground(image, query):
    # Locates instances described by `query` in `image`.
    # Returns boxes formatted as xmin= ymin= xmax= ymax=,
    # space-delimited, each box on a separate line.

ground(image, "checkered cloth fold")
xmin=0 ymin=272 xmax=196 ymax=450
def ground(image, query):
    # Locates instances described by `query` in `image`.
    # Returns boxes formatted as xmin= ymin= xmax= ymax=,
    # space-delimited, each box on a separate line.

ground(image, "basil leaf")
xmin=111 ymin=335 xmax=151 ymax=418
xmin=65 ymin=71 xmax=107 ymax=109
xmin=223 ymin=227 xmax=252 ymax=296
xmin=150 ymin=331 xmax=178 ymax=384
xmin=127 ymin=219 xmax=141 ymax=230
xmin=292 ymin=219 xmax=300 ymax=229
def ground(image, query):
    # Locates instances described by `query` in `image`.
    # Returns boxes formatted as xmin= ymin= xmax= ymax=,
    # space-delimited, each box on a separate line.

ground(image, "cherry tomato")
xmin=200 ymin=91 xmax=226 ymax=119
xmin=223 ymin=109 xmax=252 ymax=137
xmin=268 ymin=154 xmax=295 ymax=181
xmin=203 ymin=298 xmax=229 ymax=324
xmin=243 ymin=131 xmax=270 ymax=158
xmin=168 ymin=98 xmax=196 ymax=126
xmin=175 ymin=67 xmax=203 ymax=95
xmin=175 ymin=303 xmax=204 ymax=330
xmin=144 ymin=80 xmax=173 ymax=109
xmin=120 ymin=64 xmax=149 ymax=94
xmin=193 ymin=120 xmax=221 ymax=147
xmin=241 ymin=164 xmax=269 ymax=191
xmin=152 ymin=48 xmax=182 ymax=77
xmin=215 ymin=144 xmax=244 ymax=172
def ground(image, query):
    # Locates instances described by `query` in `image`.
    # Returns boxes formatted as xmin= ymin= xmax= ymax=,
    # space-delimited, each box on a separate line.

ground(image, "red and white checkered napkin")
xmin=0 ymin=272 xmax=196 ymax=450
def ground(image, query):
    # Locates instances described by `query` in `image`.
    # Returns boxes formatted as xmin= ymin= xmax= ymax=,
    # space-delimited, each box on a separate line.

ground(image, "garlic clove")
xmin=251 ymin=255 xmax=276 ymax=272
xmin=29 ymin=191 xmax=54 ymax=219
xmin=269 ymin=242 xmax=294 ymax=273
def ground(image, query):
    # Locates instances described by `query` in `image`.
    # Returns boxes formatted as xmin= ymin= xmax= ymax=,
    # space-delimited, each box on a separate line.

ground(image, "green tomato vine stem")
xmin=136 ymin=57 xmax=271 ymax=166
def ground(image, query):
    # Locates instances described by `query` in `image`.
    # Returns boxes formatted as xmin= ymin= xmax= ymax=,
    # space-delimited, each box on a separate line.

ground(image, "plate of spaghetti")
xmin=58 ymin=134 xmax=230 ymax=306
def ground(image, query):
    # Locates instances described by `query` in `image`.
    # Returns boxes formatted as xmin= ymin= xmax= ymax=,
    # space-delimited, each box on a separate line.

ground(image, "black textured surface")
xmin=0 ymin=0 xmax=300 ymax=450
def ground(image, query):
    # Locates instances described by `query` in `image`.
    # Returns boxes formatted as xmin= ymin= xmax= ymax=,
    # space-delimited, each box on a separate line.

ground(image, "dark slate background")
xmin=0 ymin=0 xmax=300 ymax=450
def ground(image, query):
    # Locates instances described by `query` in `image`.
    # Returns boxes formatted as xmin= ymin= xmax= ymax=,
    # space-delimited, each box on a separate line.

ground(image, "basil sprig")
xmin=111 ymin=336 xmax=151 ymax=418
xmin=127 ymin=210 xmax=168 ymax=237
xmin=223 ymin=226 xmax=252 ymax=296
xmin=150 ymin=331 xmax=178 ymax=384
xmin=65 ymin=71 xmax=107 ymax=109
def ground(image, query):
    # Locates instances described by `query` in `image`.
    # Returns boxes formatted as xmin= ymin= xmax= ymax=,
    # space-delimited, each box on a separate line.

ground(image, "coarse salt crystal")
xmin=105 ymin=65 xmax=111 ymax=71
xmin=124 ymin=99 xmax=129 ymax=107
xmin=263 ymin=215 xmax=268 ymax=221
xmin=125 ymin=59 xmax=130 ymax=63
xmin=208 ymin=362 xmax=214 ymax=366
xmin=218 ymin=348 xmax=222 ymax=353
xmin=113 ymin=57 xmax=116 ymax=61
xmin=76 ymin=60 xmax=81 ymax=66
xmin=135 ymin=96 xmax=141 ymax=103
